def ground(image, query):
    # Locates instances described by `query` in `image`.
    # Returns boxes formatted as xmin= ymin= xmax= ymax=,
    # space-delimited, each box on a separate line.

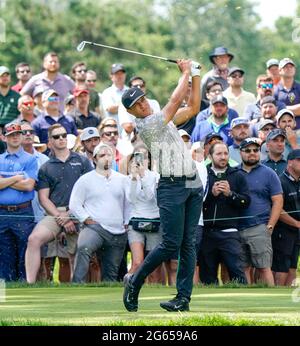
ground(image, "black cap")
xmin=209 ymin=46 xmax=234 ymax=64
xmin=260 ymin=95 xmax=276 ymax=107
xmin=266 ymin=129 xmax=286 ymax=143
xmin=287 ymin=149 xmax=300 ymax=160
xmin=228 ymin=66 xmax=245 ymax=76
xmin=239 ymin=137 xmax=261 ymax=150
xmin=211 ymin=95 xmax=228 ymax=106
xmin=111 ymin=63 xmax=126 ymax=74
xmin=122 ymin=87 xmax=145 ymax=109
xmin=204 ymin=132 xmax=223 ymax=145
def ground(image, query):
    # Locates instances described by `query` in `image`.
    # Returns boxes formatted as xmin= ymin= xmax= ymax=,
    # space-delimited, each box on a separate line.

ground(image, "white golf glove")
xmin=191 ymin=61 xmax=201 ymax=77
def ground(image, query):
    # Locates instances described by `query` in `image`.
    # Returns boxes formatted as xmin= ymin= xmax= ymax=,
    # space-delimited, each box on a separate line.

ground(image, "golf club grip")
xmin=167 ymin=59 xmax=178 ymax=64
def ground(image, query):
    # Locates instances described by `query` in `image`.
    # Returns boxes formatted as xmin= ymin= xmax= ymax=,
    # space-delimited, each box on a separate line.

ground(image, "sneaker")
xmin=160 ymin=296 xmax=190 ymax=312
xmin=123 ymin=274 xmax=139 ymax=312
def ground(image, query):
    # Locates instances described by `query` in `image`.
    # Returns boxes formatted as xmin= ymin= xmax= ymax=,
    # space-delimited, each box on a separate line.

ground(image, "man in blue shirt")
xmin=32 ymin=89 xmax=77 ymax=144
xmin=238 ymin=137 xmax=283 ymax=286
xmin=274 ymin=58 xmax=300 ymax=129
xmin=0 ymin=122 xmax=38 ymax=281
xmin=192 ymin=95 xmax=237 ymax=146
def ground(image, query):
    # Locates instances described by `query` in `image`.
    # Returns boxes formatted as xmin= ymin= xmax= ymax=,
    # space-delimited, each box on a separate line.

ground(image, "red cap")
xmin=73 ymin=88 xmax=89 ymax=97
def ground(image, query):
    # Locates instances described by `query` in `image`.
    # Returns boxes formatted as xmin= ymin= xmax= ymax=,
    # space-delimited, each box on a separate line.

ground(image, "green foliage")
xmin=0 ymin=0 xmax=299 ymax=100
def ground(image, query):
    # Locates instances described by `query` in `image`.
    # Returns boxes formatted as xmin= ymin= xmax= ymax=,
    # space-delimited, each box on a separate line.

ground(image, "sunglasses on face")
xmin=230 ymin=74 xmax=243 ymax=79
xmin=22 ymin=101 xmax=34 ymax=107
xmin=103 ymin=131 xmax=118 ymax=137
xmin=259 ymin=83 xmax=273 ymax=89
xmin=22 ymin=129 xmax=35 ymax=135
xmin=241 ymin=148 xmax=260 ymax=153
xmin=131 ymin=83 xmax=144 ymax=88
xmin=48 ymin=96 xmax=59 ymax=102
xmin=51 ymin=133 xmax=67 ymax=140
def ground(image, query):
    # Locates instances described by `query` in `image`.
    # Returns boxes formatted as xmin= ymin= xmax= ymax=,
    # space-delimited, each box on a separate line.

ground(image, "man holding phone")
xmin=122 ymin=59 xmax=203 ymax=312
xmin=199 ymin=142 xmax=250 ymax=284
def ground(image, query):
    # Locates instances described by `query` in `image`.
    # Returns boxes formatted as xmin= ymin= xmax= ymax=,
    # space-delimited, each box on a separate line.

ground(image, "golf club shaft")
xmin=77 ymin=40 xmax=178 ymax=64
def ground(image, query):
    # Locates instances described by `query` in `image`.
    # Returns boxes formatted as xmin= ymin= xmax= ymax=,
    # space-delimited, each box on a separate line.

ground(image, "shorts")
xmin=38 ymin=207 xmax=78 ymax=255
xmin=128 ymin=225 xmax=162 ymax=252
xmin=43 ymin=238 xmax=69 ymax=258
xmin=272 ymin=245 xmax=300 ymax=273
xmin=239 ymin=224 xmax=273 ymax=269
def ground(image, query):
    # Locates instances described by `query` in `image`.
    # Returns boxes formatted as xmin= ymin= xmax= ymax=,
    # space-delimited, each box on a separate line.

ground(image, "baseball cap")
xmin=204 ymin=132 xmax=223 ymax=145
xmin=42 ymin=89 xmax=58 ymax=102
xmin=178 ymin=129 xmax=191 ymax=139
xmin=4 ymin=122 xmax=22 ymax=136
xmin=64 ymin=94 xmax=75 ymax=105
xmin=0 ymin=66 xmax=10 ymax=76
xmin=279 ymin=58 xmax=296 ymax=69
xmin=239 ymin=137 xmax=261 ymax=150
xmin=33 ymin=135 xmax=47 ymax=152
xmin=111 ymin=63 xmax=126 ymax=74
xmin=276 ymin=108 xmax=295 ymax=122
xmin=32 ymin=86 xmax=46 ymax=98
xmin=211 ymin=95 xmax=228 ymax=106
xmin=266 ymin=59 xmax=279 ymax=69
xmin=258 ymin=119 xmax=276 ymax=131
xmin=228 ymin=67 xmax=245 ymax=76
xmin=93 ymin=143 xmax=113 ymax=157
xmin=266 ymin=129 xmax=286 ymax=143
xmin=287 ymin=149 xmax=300 ymax=160
xmin=122 ymin=87 xmax=145 ymax=109
xmin=230 ymin=117 xmax=249 ymax=130
xmin=80 ymin=127 xmax=100 ymax=141
xmin=73 ymin=88 xmax=89 ymax=97
xmin=260 ymin=96 xmax=277 ymax=107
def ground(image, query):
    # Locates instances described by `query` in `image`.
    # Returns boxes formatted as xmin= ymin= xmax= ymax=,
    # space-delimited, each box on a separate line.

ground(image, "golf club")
xmin=76 ymin=40 xmax=200 ymax=68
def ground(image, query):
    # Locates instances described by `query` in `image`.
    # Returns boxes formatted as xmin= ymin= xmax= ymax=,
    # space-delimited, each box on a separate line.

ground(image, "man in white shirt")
xmin=69 ymin=143 xmax=130 ymax=282
xmin=101 ymin=63 xmax=128 ymax=126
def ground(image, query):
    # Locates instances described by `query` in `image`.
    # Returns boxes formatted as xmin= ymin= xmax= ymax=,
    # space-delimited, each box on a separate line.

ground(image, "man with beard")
xmin=238 ymin=138 xmax=283 ymax=286
xmin=21 ymin=52 xmax=75 ymax=113
xmin=69 ymin=143 xmax=130 ymax=282
xmin=244 ymin=75 xmax=285 ymax=121
xmin=228 ymin=117 xmax=251 ymax=164
xmin=192 ymin=95 xmax=235 ymax=146
xmin=80 ymin=127 xmax=100 ymax=167
xmin=252 ymin=96 xmax=278 ymax=137
xmin=199 ymin=142 xmax=250 ymax=285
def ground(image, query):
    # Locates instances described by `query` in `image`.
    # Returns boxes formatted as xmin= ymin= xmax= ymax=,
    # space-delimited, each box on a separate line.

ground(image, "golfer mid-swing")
xmin=122 ymin=59 xmax=203 ymax=312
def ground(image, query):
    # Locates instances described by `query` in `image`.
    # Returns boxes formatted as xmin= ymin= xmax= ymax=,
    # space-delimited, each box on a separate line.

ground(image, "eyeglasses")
xmin=51 ymin=133 xmax=67 ymax=140
xmin=48 ymin=96 xmax=59 ymax=102
xmin=230 ymin=74 xmax=243 ymax=79
xmin=22 ymin=129 xmax=35 ymax=135
xmin=87 ymin=79 xmax=96 ymax=82
xmin=241 ymin=148 xmax=260 ymax=153
xmin=258 ymin=83 xmax=273 ymax=89
xmin=261 ymin=127 xmax=275 ymax=132
xmin=18 ymin=69 xmax=31 ymax=74
xmin=103 ymin=131 xmax=118 ymax=137
xmin=22 ymin=101 xmax=34 ymax=107
xmin=76 ymin=69 xmax=87 ymax=73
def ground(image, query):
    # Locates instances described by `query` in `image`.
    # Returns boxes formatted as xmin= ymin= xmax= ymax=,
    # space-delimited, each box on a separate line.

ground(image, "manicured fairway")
xmin=0 ymin=284 xmax=300 ymax=326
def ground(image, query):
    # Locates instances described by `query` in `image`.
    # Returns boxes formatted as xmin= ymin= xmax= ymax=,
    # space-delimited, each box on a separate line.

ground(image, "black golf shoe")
xmin=160 ymin=296 xmax=190 ymax=312
xmin=123 ymin=274 xmax=139 ymax=312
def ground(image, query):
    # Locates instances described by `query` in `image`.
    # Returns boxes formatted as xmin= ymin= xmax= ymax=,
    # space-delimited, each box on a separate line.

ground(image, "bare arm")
xmin=279 ymin=209 xmax=300 ymax=228
xmin=287 ymin=104 xmax=300 ymax=116
xmin=162 ymin=59 xmax=191 ymax=124
xmin=268 ymin=194 xmax=284 ymax=227
xmin=173 ymin=75 xmax=201 ymax=126
xmin=10 ymin=178 xmax=35 ymax=191
xmin=0 ymin=175 xmax=24 ymax=190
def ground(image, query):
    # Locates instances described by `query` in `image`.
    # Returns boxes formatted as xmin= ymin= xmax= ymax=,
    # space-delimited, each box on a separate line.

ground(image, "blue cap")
xmin=266 ymin=129 xmax=286 ymax=143
xmin=230 ymin=117 xmax=249 ymax=130
xmin=287 ymin=149 xmax=300 ymax=160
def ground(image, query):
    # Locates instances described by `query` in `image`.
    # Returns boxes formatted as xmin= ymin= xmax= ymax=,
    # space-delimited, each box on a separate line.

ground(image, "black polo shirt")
xmin=37 ymin=151 xmax=92 ymax=207
xmin=273 ymin=171 xmax=300 ymax=253
xmin=75 ymin=111 xmax=100 ymax=130
xmin=261 ymin=156 xmax=287 ymax=176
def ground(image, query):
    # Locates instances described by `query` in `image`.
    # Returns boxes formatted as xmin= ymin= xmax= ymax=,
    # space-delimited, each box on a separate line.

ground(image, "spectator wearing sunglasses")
xmin=223 ymin=67 xmax=256 ymax=117
xmin=238 ymin=137 xmax=283 ymax=286
xmin=12 ymin=62 xmax=32 ymax=93
xmin=244 ymin=74 xmax=285 ymax=121
xmin=0 ymin=122 xmax=38 ymax=281
xmin=25 ymin=124 xmax=92 ymax=283
xmin=17 ymin=95 xmax=36 ymax=124
xmin=85 ymin=70 xmax=103 ymax=117
xmin=32 ymin=89 xmax=77 ymax=145
xmin=274 ymin=58 xmax=300 ymax=129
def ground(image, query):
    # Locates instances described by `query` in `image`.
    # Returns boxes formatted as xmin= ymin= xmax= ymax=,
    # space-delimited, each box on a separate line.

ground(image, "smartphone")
xmin=134 ymin=152 xmax=144 ymax=166
xmin=216 ymin=172 xmax=227 ymax=180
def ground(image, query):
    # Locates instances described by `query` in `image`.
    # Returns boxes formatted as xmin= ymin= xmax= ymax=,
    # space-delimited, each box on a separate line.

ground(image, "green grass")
xmin=1 ymin=284 xmax=300 ymax=326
